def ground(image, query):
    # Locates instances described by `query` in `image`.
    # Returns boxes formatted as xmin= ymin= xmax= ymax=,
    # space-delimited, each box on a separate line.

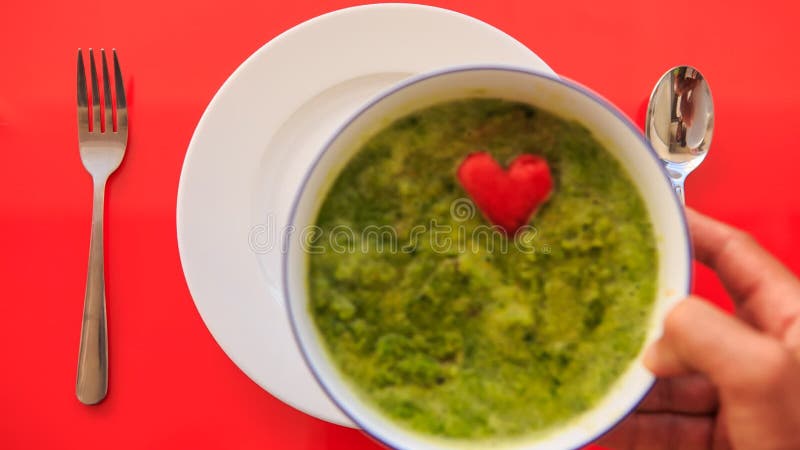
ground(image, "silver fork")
xmin=76 ymin=48 xmax=127 ymax=405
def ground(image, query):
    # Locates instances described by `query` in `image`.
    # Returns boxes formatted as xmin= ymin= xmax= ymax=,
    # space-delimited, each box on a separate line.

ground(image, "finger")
xmin=686 ymin=208 xmax=800 ymax=340
xmin=646 ymin=296 xmax=800 ymax=449
xmin=785 ymin=319 xmax=800 ymax=359
xmin=638 ymin=374 xmax=718 ymax=414
xmin=596 ymin=413 xmax=713 ymax=450
xmin=712 ymin=409 xmax=733 ymax=450
xmin=644 ymin=296 xmax=783 ymax=388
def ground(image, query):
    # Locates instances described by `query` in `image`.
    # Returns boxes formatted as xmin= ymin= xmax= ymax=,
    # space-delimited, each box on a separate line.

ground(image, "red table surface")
xmin=2 ymin=0 xmax=799 ymax=448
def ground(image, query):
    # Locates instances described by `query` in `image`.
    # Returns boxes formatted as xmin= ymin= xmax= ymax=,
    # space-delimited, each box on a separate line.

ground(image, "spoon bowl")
xmin=645 ymin=66 xmax=714 ymax=203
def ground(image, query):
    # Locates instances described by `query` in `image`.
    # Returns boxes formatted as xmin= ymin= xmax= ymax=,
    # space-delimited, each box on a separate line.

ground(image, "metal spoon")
xmin=645 ymin=66 xmax=714 ymax=204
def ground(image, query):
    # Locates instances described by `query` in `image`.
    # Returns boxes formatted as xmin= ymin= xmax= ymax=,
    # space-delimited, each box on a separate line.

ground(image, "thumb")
xmin=645 ymin=296 xmax=783 ymax=387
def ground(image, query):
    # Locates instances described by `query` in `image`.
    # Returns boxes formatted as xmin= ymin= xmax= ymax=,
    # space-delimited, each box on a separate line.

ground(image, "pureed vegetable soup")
xmin=307 ymin=98 xmax=657 ymax=440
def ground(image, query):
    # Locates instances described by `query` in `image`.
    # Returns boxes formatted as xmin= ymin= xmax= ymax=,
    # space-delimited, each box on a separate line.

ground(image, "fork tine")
xmin=77 ymin=49 xmax=88 ymax=107
xmin=101 ymin=49 xmax=113 ymax=133
xmin=112 ymin=49 xmax=127 ymax=132
xmin=77 ymin=49 xmax=89 ymax=130
xmin=89 ymin=49 xmax=101 ymax=132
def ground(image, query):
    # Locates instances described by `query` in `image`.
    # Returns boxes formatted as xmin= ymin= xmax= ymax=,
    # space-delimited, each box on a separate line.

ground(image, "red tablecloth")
xmin=2 ymin=0 xmax=799 ymax=448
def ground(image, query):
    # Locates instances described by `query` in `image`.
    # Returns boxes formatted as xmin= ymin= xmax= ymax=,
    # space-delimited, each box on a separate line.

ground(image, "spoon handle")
xmin=672 ymin=179 xmax=686 ymax=205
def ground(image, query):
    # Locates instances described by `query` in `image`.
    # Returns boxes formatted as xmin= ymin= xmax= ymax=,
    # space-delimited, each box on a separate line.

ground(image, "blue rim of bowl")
xmin=282 ymin=64 xmax=693 ymax=450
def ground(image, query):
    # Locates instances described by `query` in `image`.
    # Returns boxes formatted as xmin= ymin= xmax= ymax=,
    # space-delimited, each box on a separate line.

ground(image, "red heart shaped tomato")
xmin=457 ymin=152 xmax=553 ymax=234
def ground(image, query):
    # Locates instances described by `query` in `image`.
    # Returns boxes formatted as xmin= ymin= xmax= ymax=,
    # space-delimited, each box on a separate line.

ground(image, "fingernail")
xmin=643 ymin=343 xmax=659 ymax=370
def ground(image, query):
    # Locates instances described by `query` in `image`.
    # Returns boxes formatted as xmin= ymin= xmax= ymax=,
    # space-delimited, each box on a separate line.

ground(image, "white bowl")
xmin=283 ymin=66 xmax=691 ymax=449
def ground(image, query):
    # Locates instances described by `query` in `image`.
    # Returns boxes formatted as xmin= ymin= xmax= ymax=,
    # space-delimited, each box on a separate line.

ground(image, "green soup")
xmin=307 ymin=98 xmax=657 ymax=440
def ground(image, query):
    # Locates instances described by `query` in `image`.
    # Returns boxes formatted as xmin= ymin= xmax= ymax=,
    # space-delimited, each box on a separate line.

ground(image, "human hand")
xmin=597 ymin=209 xmax=800 ymax=450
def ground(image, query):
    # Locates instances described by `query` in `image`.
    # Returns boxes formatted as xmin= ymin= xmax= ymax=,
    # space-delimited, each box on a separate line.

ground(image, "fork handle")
xmin=76 ymin=179 xmax=109 ymax=405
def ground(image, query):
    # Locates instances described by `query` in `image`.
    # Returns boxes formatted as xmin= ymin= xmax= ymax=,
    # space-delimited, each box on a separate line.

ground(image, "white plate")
xmin=177 ymin=3 xmax=554 ymax=427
